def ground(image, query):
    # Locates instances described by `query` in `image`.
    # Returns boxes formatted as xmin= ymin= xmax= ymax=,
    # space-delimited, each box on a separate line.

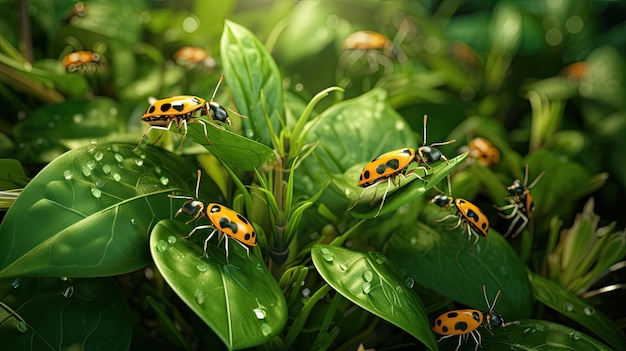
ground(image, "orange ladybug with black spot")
xmin=169 ymin=170 xmax=256 ymax=262
xmin=134 ymin=74 xmax=235 ymax=151
xmin=431 ymin=175 xmax=489 ymax=244
xmin=464 ymin=137 xmax=500 ymax=167
xmin=349 ymin=115 xmax=455 ymax=217
xmin=432 ymin=286 xmax=505 ymax=351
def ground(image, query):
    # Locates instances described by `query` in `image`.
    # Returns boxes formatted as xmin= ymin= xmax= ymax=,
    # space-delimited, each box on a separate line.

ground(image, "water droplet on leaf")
xmin=260 ymin=323 xmax=272 ymax=336
xmin=81 ymin=166 xmax=92 ymax=177
xmin=134 ymin=158 xmax=144 ymax=166
xmin=112 ymin=173 xmax=121 ymax=182
xmin=195 ymin=289 xmax=204 ymax=305
xmin=583 ymin=306 xmax=595 ymax=316
xmin=63 ymin=170 xmax=73 ymax=180
xmin=363 ymin=270 xmax=373 ymax=282
xmin=339 ymin=263 xmax=348 ymax=272
xmin=156 ymin=240 xmax=168 ymax=252
xmin=11 ymin=279 xmax=20 ymax=288
xmin=102 ymin=164 xmax=111 ymax=174
xmin=114 ymin=153 xmax=123 ymax=162
xmin=160 ymin=176 xmax=170 ymax=185
xmin=361 ymin=282 xmax=371 ymax=294
xmin=570 ymin=331 xmax=582 ymax=340
xmin=405 ymin=277 xmax=415 ymax=288
xmin=563 ymin=302 xmax=574 ymax=312
xmin=91 ymin=188 xmax=102 ymax=198
xmin=62 ymin=286 xmax=74 ymax=298
xmin=16 ymin=322 xmax=27 ymax=333
xmin=196 ymin=262 xmax=208 ymax=272
xmin=94 ymin=151 xmax=104 ymax=161
xmin=253 ymin=308 xmax=266 ymax=320
xmin=167 ymin=236 xmax=177 ymax=244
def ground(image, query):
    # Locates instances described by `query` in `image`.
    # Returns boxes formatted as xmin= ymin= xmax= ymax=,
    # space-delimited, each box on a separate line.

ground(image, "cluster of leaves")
xmin=1 ymin=1 xmax=626 ymax=351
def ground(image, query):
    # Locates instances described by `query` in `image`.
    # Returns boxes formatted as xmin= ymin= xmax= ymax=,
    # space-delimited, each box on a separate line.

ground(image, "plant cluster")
xmin=1 ymin=1 xmax=626 ymax=351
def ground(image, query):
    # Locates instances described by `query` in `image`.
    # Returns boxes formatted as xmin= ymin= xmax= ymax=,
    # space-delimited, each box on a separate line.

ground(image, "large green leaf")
xmin=0 ymin=142 xmax=204 ymax=278
xmin=530 ymin=272 xmax=626 ymax=350
xmin=311 ymin=244 xmax=438 ymax=351
xmin=169 ymin=116 xmax=275 ymax=171
xmin=343 ymin=152 xmax=468 ymax=218
xmin=150 ymin=220 xmax=287 ymax=350
xmin=220 ymin=20 xmax=284 ymax=146
xmin=0 ymin=277 xmax=131 ymax=350
xmin=385 ymin=209 xmax=533 ymax=320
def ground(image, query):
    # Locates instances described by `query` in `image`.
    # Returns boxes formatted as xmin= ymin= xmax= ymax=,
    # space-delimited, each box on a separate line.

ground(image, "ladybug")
xmin=464 ymin=137 xmax=500 ymax=167
xmin=349 ymin=115 xmax=455 ymax=217
xmin=341 ymin=31 xmax=403 ymax=73
xmin=134 ymin=74 xmax=232 ymax=151
xmin=62 ymin=51 xmax=100 ymax=72
xmin=431 ymin=175 xmax=489 ymax=244
xmin=169 ymin=170 xmax=257 ymax=262
xmin=494 ymin=165 xmax=545 ymax=238
xmin=173 ymin=46 xmax=216 ymax=69
xmin=432 ymin=285 xmax=505 ymax=351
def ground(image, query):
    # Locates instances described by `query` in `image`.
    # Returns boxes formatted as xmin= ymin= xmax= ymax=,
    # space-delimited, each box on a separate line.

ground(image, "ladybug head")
xmin=431 ymin=194 xmax=453 ymax=208
xmin=176 ymin=200 xmax=205 ymax=218
xmin=418 ymin=145 xmax=443 ymax=163
xmin=507 ymin=179 xmax=524 ymax=195
xmin=208 ymin=101 xmax=231 ymax=125
xmin=484 ymin=310 xmax=505 ymax=329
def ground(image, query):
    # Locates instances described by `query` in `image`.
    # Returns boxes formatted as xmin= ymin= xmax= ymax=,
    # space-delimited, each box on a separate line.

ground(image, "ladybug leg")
xmin=133 ymin=120 xmax=175 ymax=152
xmin=177 ymin=118 xmax=189 ymax=150
xmin=404 ymin=166 xmax=428 ymax=182
xmin=375 ymin=177 xmax=393 ymax=217
xmin=224 ymin=235 xmax=230 ymax=263
xmin=506 ymin=209 xmax=528 ymax=238
xmin=198 ymin=228 xmax=218 ymax=258
xmin=194 ymin=119 xmax=214 ymax=146
xmin=495 ymin=203 xmax=518 ymax=219
xmin=233 ymin=239 xmax=252 ymax=260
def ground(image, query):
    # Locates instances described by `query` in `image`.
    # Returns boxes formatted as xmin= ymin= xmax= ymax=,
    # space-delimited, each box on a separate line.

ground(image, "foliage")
xmin=1 ymin=1 xmax=626 ymax=350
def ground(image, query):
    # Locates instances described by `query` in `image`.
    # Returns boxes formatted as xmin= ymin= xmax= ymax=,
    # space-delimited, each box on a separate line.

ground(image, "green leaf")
xmin=169 ymin=117 xmax=275 ymax=171
xmin=0 ymin=159 xmax=29 ymax=190
xmin=385 ymin=211 xmax=533 ymax=319
xmin=311 ymin=244 xmax=438 ymax=351
xmin=529 ymin=272 xmax=626 ymax=350
xmin=150 ymin=220 xmax=287 ymax=350
xmin=0 ymin=277 xmax=131 ymax=350
xmin=345 ymin=152 xmax=468 ymax=218
xmin=450 ymin=319 xmax=613 ymax=351
xmin=0 ymin=142 xmax=204 ymax=278
xmin=220 ymin=20 xmax=284 ymax=146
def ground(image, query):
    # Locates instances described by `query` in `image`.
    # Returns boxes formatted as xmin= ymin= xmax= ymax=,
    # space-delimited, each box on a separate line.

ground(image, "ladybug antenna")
xmin=210 ymin=74 xmax=225 ymax=103
xmin=483 ymin=285 xmax=502 ymax=312
xmin=422 ymin=115 xmax=428 ymax=146
xmin=209 ymin=74 xmax=248 ymax=119
xmin=194 ymin=169 xmax=202 ymax=199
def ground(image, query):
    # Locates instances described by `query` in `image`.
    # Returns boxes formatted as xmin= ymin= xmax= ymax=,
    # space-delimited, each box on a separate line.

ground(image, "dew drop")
xmin=156 ymin=240 xmax=168 ymax=252
xmin=361 ymin=282 xmax=371 ymax=294
xmin=60 ymin=276 xmax=68 ymax=281
xmin=253 ymin=308 xmax=266 ymax=320
xmin=583 ymin=306 xmax=595 ymax=316
xmin=394 ymin=120 xmax=405 ymax=131
xmin=16 ymin=322 xmax=27 ymax=333
xmin=91 ymin=188 xmax=102 ymax=198
xmin=160 ymin=176 xmax=170 ymax=185
xmin=81 ymin=166 xmax=92 ymax=177
xmin=523 ymin=327 xmax=536 ymax=334
xmin=63 ymin=170 xmax=73 ymax=180
xmin=167 ymin=236 xmax=177 ymax=244
xmin=95 ymin=180 xmax=105 ymax=188
xmin=260 ymin=323 xmax=272 ymax=336
xmin=195 ymin=289 xmax=205 ymax=305
xmin=62 ymin=286 xmax=74 ymax=298
xmin=154 ymin=166 xmax=162 ymax=175
xmin=302 ymin=287 xmax=311 ymax=297
xmin=114 ymin=153 xmax=124 ymax=162
xmin=405 ymin=277 xmax=415 ymax=288
xmin=320 ymin=247 xmax=330 ymax=255
xmin=11 ymin=278 xmax=20 ymax=288
xmin=130 ymin=218 xmax=137 ymax=225
xmin=102 ymin=164 xmax=111 ymax=174
xmin=94 ymin=151 xmax=104 ymax=161
xmin=112 ymin=173 xmax=121 ymax=182
xmin=196 ymin=262 xmax=208 ymax=272
xmin=134 ymin=158 xmax=144 ymax=166
xmin=86 ymin=160 xmax=96 ymax=170
xmin=395 ymin=285 xmax=405 ymax=294
xmin=256 ymin=263 xmax=264 ymax=271
xmin=409 ymin=237 xmax=417 ymax=245
xmin=570 ymin=331 xmax=582 ymax=340
xmin=72 ymin=113 xmax=84 ymax=123
xmin=563 ymin=302 xmax=574 ymax=312
xmin=339 ymin=263 xmax=348 ymax=272
xmin=363 ymin=270 xmax=373 ymax=282
xmin=323 ymin=255 xmax=333 ymax=262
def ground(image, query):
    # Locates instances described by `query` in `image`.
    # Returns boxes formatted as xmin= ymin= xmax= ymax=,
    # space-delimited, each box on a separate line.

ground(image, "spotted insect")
xmin=341 ymin=31 xmax=403 ymax=73
xmin=431 ymin=175 xmax=489 ymax=244
xmin=134 ymin=74 xmax=235 ymax=151
xmin=169 ymin=170 xmax=257 ymax=262
xmin=464 ymin=137 xmax=500 ymax=167
xmin=62 ymin=51 xmax=101 ymax=72
xmin=432 ymin=285 xmax=505 ymax=351
xmin=173 ymin=46 xmax=216 ymax=69
xmin=495 ymin=165 xmax=545 ymax=238
xmin=348 ymin=115 xmax=455 ymax=217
